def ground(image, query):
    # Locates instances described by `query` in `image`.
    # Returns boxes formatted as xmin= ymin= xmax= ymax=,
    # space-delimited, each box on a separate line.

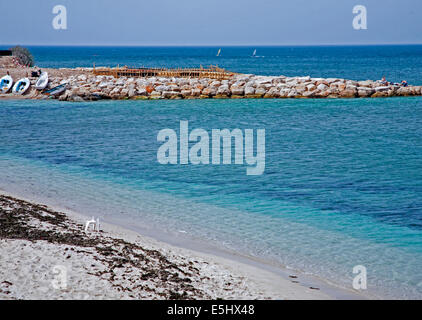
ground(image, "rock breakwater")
xmin=53 ymin=74 xmax=422 ymax=101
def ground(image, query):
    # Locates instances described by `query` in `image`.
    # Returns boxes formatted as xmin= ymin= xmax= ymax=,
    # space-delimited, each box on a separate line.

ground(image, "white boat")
xmin=12 ymin=78 xmax=31 ymax=95
xmin=216 ymin=48 xmax=221 ymax=57
xmin=35 ymin=72 xmax=48 ymax=90
xmin=0 ymin=75 xmax=13 ymax=93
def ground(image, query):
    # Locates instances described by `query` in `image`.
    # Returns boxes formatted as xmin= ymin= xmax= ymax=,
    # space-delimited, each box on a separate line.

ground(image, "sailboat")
xmin=251 ymin=49 xmax=264 ymax=58
xmin=216 ymin=48 xmax=221 ymax=57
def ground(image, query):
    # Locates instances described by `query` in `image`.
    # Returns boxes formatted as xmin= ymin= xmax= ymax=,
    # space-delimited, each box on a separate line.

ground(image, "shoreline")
xmin=0 ymin=188 xmax=370 ymax=300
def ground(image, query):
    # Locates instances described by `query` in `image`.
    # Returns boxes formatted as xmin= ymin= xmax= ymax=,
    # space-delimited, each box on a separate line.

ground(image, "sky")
xmin=0 ymin=0 xmax=421 ymax=46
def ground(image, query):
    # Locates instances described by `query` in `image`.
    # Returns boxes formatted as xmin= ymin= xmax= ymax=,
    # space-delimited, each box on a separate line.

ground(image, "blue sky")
xmin=0 ymin=0 xmax=421 ymax=46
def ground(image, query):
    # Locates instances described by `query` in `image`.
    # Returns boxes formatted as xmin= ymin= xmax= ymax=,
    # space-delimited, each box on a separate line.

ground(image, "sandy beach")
xmin=0 ymin=191 xmax=368 ymax=300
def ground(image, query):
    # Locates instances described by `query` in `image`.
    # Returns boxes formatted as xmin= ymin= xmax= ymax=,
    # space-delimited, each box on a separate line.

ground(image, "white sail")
xmin=252 ymin=49 xmax=257 ymax=56
xmin=216 ymin=48 xmax=221 ymax=57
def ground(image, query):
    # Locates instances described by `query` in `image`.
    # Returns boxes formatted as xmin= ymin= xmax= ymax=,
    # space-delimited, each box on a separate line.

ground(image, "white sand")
xmin=0 ymin=191 xmax=366 ymax=300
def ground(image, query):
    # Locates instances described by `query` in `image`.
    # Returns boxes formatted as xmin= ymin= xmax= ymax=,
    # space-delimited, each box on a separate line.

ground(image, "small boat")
xmin=216 ymin=48 xmax=221 ymax=57
xmin=44 ymin=83 xmax=67 ymax=96
xmin=0 ymin=75 xmax=13 ymax=93
xmin=35 ymin=72 xmax=49 ymax=90
xmin=12 ymin=78 xmax=30 ymax=95
xmin=251 ymin=49 xmax=264 ymax=58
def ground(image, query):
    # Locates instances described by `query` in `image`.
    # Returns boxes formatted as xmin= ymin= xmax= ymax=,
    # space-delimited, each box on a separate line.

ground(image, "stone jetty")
xmin=53 ymin=73 xmax=422 ymax=101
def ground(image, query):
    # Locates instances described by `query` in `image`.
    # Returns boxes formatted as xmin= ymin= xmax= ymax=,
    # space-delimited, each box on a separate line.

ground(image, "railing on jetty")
xmin=92 ymin=65 xmax=236 ymax=80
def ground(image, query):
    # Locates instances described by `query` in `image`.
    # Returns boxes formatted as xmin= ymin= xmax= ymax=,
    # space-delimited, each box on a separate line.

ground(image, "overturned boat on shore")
xmin=12 ymin=78 xmax=30 ymax=95
xmin=0 ymin=75 xmax=13 ymax=93
xmin=35 ymin=72 xmax=49 ymax=90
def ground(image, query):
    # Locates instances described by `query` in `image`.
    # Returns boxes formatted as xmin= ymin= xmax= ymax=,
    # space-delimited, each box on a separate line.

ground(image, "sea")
xmin=0 ymin=45 xmax=421 ymax=299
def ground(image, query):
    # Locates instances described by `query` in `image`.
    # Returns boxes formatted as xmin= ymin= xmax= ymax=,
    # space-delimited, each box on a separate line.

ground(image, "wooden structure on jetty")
xmin=92 ymin=65 xmax=236 ymax=80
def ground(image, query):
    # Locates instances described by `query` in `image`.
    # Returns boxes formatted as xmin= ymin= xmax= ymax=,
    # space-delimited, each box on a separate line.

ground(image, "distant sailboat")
xmin=216 ymin=48 xmax=221 ymax=57
xmin=251 ymin=49 xmax=264 ymax=58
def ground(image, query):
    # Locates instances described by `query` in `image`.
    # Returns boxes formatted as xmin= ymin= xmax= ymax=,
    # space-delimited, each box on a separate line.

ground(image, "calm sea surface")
xmin=0 ymin=46 xmax=421 ymax=298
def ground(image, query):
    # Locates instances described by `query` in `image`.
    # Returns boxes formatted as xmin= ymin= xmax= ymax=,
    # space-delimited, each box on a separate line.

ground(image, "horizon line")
xmin=1 ymin=43 xmax=422 ymax=48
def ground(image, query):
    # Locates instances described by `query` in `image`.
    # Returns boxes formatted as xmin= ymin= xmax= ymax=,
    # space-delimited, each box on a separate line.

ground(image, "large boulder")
xmin=217 ymin=85 xmax=231 ymax=95
xmin=375 ymin=86 xmax=391 ymax=92
xmin=396 ymin=86 xmax=414 ymax=96
xmin=244 ymin=86 xmax=255 ymax=95
xmin=255 ymin=87 xmax=267 ymax=96
xmin=202 ymin=87 xmax=217 ymax=97
xmin=230 ymin=85 xmax=244 ymax=95
xmin=357 ymin=87 xmax=375 ymax=97
xmin=339 ymin=88 xmax=357 ymax=98
xmin=192 ymin=88 xmax=202 ymax=96
xmin=317 ymin=83 xmax=328 ymax=91
xmin=358 ymin=80 xmax=374 ymax=88
xmin=155 ymin=85 xmax=169 ymax=92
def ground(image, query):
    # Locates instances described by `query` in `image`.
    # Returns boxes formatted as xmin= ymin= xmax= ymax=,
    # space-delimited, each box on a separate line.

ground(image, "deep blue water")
xmin=1 ymin=46 xmax=422 ymax=298
xmin=2 ymin=45 xmax=422 ymax=85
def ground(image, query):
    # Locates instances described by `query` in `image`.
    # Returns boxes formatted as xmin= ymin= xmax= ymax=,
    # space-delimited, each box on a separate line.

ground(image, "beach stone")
xmin=210 ymin=81 xmax=221 ymax=87
xmin=264 ymin=87 xmax=280 ymax=98
xmin=202 ymin=87 xmax=217 ymax=97
xmin=217 ymin=85 xmax=231 ymax=95
xmin=98 ymin=82 xmax=110 ymax=89
xmin=149 ymin=91 xmax=162 ymax=99
xmin=286 ymin=79 xmax=298 ymax=87
xmin=162 ymin=91 xmax=178 ymax=98
xmin=244 ymin=86 xmax=255 ymax=95
xmin=358 ymin=80 xmax=374 ymax=88
xmin=306 ymin=84 xmax=317 ymax=91
xmin=192 ymin=88 xmax=202 ymax=96
xmin=230 ymin=85 xmax=244 ymax=95
xmin=315 ymin=90 xmax=331 ymax=98
xmin=115 ymin=79 xmax=125 ymax=86
xmin=375 ymin=86 xmax=390 ymax=92
xmin=297 ymin=76 xmax=311 ymax=83
xmin=70 ymin=95 xmax=85 ymax=102
xmin=287 ymin=89 xmax=298 ymax=98
xmin=181 ymin=89 xmax=192 ymax=97
xmin=155 ymin=85 xmax=169 ymax=92
xmin=255 ymin=87 xmax=267 ymax=96
xmin=396 ymin=87 xmax=413 ymax=96
xmin=254 ymin=76 xmax=273 ymax=85
xmin=168 ymin=84 xmax=180 ymax=92
xmin=357 ymin=87 xmax=375 ymax=97
xmin=128 ymin=88 xmax=136 ymax=98
xmin=279 ymin=89 xmax=290 ymax=98
xmin=136 ymin=88 xmax=147 ymax=96
xmin=317 ymin=84 xmax=328 ymax=91
xmin=371 ymin=91 xmax=388 ymax=98
xmin=110 ymin=87 xmax=120 ymax=95
xmin=339 ymin=88 xmax=357 ymax=98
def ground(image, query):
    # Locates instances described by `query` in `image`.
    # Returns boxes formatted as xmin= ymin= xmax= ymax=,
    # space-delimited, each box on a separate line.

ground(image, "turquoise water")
xmin=2 ymin=45 xmax=422 ymax=85
xmin=1 ymin=97 xmax=422 ymax=299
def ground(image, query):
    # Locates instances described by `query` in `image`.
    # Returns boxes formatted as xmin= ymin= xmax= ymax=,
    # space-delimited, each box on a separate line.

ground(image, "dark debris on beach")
xmin=0 ymin=194 xmax=208 ymax=299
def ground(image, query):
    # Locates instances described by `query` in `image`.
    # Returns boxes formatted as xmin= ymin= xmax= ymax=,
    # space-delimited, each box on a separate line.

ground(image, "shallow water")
xmin=1 ymin=97 xmax=421 ymax=298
